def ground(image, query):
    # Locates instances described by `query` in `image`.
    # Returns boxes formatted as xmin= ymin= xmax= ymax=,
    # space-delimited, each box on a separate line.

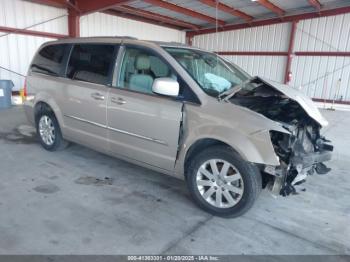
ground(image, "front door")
xmin=59 ymin=44 xmax=117 ymax=151
xmin=107 ymin=46 xmax=183 ymax=171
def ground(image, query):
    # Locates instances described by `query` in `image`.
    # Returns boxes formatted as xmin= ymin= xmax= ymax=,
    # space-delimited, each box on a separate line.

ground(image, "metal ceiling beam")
xmin=109 ymin=5 xmax=201 ymax=30
xmin=253 ymin=0 xmax=285 ymax=16
xmin=77 ymin=0 xmax=133 ymax=15
xmin=308 ymin=0 xmax=322 ymax=11
xmin=26 ymin=0 xmax=79 ymax=11
xmin=199 ymin=0 xmax=253 ymax=22
xmin=187 ymin=6 xmax=350 ymax=36
xmin=142 ymin=0 xmax=226 ymax=26
xmin=104 ymin=10 xmax=184 ymax=30
xmin=25 ymin=0 xmax=68 ymax=8
xmin=0 ymin=25 xmax=67 ymax=38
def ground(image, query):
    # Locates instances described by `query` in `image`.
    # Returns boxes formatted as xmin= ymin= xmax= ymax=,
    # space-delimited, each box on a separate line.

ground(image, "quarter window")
xmin=67 ymin=44 xmax=116 ymax=85
xmin=31 ymin=44 xmax=69 ymax=76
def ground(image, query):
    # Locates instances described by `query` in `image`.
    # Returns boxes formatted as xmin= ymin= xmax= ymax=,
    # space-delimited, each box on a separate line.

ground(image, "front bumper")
xmin=268 ymin=146 xmax=333 ymax=196
xmin=290 ymin=149 xmax=332 ymax=168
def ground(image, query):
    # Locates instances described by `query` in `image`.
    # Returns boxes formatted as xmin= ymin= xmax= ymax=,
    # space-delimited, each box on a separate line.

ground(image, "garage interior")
xmin=0 ymin=0 xmax=350 ymax=256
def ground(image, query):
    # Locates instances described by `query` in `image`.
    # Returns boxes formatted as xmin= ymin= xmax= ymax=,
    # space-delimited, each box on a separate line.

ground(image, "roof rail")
xmin=115 ymin=36 xmax=138 ymax=40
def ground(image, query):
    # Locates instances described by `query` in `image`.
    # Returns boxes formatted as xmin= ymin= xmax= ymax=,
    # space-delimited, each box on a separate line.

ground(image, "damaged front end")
xmin=268 ymin=125 xmax=333 ymax=196
xmin=230 ymin=77 xmax=333 ymax=196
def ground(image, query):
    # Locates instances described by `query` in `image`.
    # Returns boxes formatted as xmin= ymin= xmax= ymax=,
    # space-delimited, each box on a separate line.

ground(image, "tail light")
xmin=22 ymin=78 xmax=27 ymax=101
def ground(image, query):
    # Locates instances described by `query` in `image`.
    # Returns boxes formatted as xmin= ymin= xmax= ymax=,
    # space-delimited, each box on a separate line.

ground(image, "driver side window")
xmin=118 ymin=46 xmax=176 ymax=94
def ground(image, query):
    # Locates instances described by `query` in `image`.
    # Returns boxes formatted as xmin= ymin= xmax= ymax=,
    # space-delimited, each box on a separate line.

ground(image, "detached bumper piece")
xmin=290 ymin=150 xmax=332 ymax=169
xmin=280 ymin=146 xmax=333 ymax=196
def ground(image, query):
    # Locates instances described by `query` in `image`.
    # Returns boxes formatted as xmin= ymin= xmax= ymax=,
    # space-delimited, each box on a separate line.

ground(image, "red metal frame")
xmin=253 ymin=0 xmax=285 ymax=16
xmin=142 ymin=0 xmax=226 ymax=26
xmin=28 ymin=0 xmax=68 ymax=8
xmin=217 ymin=51 xmax=350 ymax=56
xmin=68 ymin=8 xmax=80 ymax=37
xmin=308 ymin=0 xmax=322 ymax=11
xmin=0 ymin=25 xmax=67 ymax=38
xmin=212 ymin=51 xmax=350 ymax=57
xmin=312 ymin=98 xmax=350 ymax=105
xmin=103 ymin=10 xmax=185 ymax=30
xmin=186 ymin=34 xmax=194 ymax=46
xmin=216 ymin=51 xmax=288 ymax=56
xmin=295 ymin=51 xmax=350 ymax=57
xmin=77 ymin=0 xmax=132 ymax=15
xmin=187 ymin=6 xmax=350 ymax=36
xmin=284 ymin=21 xmax=298 ymax=84
xmin=199 ymin=0 xmax=253 ymax=22
xmin=110 ymin=5 xmax=201 ymax=30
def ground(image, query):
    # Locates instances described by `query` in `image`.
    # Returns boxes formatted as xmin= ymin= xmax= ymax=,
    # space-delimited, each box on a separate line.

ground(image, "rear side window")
xmin=67 ymin=44 xmax=116 ymax=85
xmin=31 ymin=44 xmax=69 ymax=76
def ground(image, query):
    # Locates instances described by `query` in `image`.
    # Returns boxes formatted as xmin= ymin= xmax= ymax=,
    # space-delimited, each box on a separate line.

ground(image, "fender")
xmin=33 ymin=91 xmax=65 ymax=132
xmin=175 ymin=124 xmax=280 ymax=178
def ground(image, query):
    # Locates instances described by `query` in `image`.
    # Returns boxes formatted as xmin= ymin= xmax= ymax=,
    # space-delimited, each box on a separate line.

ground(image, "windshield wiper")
xmin=218 ymin=78 xmax=251 ymax=102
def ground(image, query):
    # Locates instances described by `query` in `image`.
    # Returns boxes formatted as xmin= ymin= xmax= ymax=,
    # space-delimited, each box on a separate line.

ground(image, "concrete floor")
xmin=0 ymin=106 xmax=349 ymax=255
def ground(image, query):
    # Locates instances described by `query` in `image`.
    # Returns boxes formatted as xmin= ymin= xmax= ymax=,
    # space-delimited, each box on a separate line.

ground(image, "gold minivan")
xmin=23 ymin=37 xmax=333 ymax=217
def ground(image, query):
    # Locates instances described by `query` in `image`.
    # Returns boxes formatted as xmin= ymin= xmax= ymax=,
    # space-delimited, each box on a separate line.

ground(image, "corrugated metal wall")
xmin=193 ymin=23 xmax=290 ymax=52
xmin=0 ymin=0 xmax=68 ymax=91
xmin=291 ymin=14 xmax=350 ymax=101
xmin=80 ymin=12 xmax=186 ymax=43
xmin=193 ymin=14 xmax=350 ymax=101
xmin=193 ymin=23 xmax=290 ymax=83
xmin=0 ymin=1 xmax=186 ymax=92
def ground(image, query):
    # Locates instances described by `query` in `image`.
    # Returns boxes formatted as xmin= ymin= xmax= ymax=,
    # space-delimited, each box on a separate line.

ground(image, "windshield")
xmin=164 ymin=47 xmax=251 ymax=97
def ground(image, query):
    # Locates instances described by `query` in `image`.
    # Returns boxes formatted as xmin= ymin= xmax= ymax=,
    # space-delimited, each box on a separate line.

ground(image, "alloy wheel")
xmin=38 ymin=115 xmax=55 ymax=146
xmin=196 ymin=159 xmax=244 ymax=208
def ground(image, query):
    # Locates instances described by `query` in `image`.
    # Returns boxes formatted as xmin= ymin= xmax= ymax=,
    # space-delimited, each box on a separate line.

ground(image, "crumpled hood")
xmin=256 ymin=77 xmax=328 ymax=127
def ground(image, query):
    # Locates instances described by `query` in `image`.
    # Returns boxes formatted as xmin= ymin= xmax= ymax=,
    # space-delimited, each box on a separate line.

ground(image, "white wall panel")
xmin=193 ymin=23 xmax=290 ymax=52
xmin=291 ymin=56 xmax=350 ymax=101
xmin=0 ymin=34 xmax=55 ymax=91
xmin=0 ymin=0 xmax=67 ymax=91
xmin=294 ymin=13 xmax=350 ymax=52
xmin=193 ymin=14 xmax=350 ymax=102
xmin=80 ymin=12 xmax=186 ymax=43
xmin=223 ymin=55 xmax=287 ymax=83
xmin=292 ymin=13 xmax=350 ymax=101
xmin=0 ymin=0 xmax=68 ymax=35
xmin=192 ymin=23 xmax=290 ymax=83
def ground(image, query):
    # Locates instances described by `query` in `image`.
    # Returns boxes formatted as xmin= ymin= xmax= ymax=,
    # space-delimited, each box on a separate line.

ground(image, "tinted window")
xmin=67 ymin=44 xmax=116 ymax=85
xmin=31 ymin=44 xmax=69 ymax=76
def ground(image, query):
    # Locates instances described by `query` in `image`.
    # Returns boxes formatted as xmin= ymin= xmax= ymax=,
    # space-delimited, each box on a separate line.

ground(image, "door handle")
xmin=111 ymin=97 xmax=126 ymax=105
xmin=91 ymin=92 xmax=105 ymax=100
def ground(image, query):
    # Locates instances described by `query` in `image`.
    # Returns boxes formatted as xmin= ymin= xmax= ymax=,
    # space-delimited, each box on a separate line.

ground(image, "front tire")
xmin=36 ymin=109 xmax=68 ymax=151
xmin=186 ymin=145 xmax=262 ymax=218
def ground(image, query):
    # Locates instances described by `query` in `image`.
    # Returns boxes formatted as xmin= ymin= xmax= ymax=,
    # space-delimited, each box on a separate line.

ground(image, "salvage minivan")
xmin=23 ymin=37 xmax=333 ymax=217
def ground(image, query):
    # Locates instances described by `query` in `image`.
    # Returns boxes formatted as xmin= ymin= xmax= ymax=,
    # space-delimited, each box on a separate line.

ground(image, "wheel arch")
xmin=184 ymin=138 xmax=242 ymax=178
xmin=34 ymin=101 xmax=54 ymax=122
xmin=33 ymin=96 xmax=64 ymax=130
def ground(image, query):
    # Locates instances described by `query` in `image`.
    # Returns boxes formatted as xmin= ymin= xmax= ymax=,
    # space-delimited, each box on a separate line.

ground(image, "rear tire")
xmin=186 ymin=145 xmax=262 ymax=218
xmin=35 ymin=108 xmax=68 ymax=151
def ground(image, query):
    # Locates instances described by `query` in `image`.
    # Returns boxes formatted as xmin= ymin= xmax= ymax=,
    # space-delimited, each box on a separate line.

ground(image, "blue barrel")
xmin=0 ymin=80 xmax=14 ymax=109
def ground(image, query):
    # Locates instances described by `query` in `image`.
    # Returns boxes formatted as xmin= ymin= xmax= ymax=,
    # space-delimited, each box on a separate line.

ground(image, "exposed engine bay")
xmin=229 ymin=77 xmax=333 ymax=196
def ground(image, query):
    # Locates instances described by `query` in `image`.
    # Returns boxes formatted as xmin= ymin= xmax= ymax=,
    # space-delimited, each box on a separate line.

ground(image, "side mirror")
xmin=152 ymin=77 xmax=179 ymax=97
